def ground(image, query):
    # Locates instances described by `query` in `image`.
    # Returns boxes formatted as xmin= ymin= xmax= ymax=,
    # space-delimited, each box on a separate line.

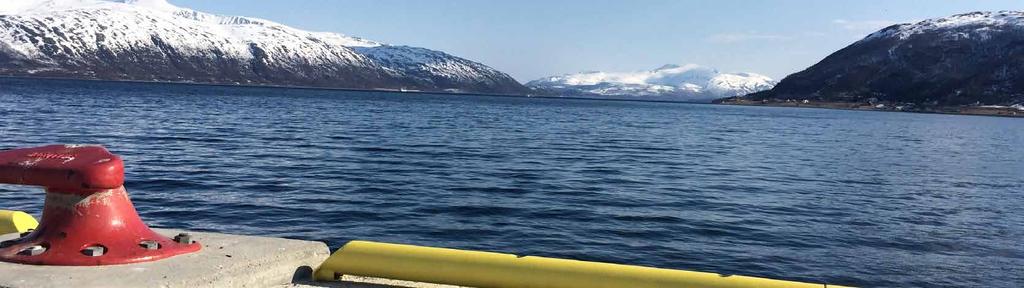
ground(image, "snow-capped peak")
xmin=867 ymin=11 xmax=1024 ymax=40
xmin=527 ymin=64 xmax=775 ymax=101
xmin=108 ymin=0 xmax=178 ymax=10
xmin=0 ymin=0 xmax=180 ymax=15
xmin=0 ymin=0 xmax=526 ymax=93
xmin=0 ymin=0 xmax=383 ymax=49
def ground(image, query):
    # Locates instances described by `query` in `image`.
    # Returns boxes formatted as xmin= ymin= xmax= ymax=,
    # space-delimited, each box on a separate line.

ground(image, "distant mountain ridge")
xmin=0 ymin=0 xmax=527 ymax=94
xmin=527 ymin=64 xmax=775 ymax=102
xmin=731 ymin=11 xmax=1024 ymax=108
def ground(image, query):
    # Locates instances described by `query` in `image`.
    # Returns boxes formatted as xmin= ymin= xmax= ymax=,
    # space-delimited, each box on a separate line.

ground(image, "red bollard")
xmin=0 ymin=145 xmax=200 ymax=266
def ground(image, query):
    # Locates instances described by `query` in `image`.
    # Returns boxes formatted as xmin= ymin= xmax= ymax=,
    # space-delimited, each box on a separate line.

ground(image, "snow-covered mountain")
xmin=864 ymin=11 xmax=1024 ymax=41
xmin=526 ymin=64 xmax=776 ymax=102
xmin=740 ymin=11 xmax=1024 ymax=106
xmin=0 ymin=0 xmax=526 ymax=93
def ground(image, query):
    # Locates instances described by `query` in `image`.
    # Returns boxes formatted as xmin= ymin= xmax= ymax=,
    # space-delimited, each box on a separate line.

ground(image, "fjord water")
xmin=1 ymin=78 xmax=1022 ymax=287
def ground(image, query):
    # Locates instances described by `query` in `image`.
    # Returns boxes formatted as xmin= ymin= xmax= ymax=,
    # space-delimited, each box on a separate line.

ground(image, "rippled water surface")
xmin=1 ymin=78 xmax=1023 ymax=287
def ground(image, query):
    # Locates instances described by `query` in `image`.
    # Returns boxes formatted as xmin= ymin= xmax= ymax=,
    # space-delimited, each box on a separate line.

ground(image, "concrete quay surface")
xmin=0 ymin=229 xmax=330 ymax=288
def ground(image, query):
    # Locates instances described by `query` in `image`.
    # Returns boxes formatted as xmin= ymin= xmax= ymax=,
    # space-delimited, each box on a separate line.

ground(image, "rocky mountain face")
xmin=0 ymin=0 xmax=527 ymax=94
xmin=527 ymin=64 xmax=775 ymax=102
xmin=736 ymin=11 xmax=1024 ymax=107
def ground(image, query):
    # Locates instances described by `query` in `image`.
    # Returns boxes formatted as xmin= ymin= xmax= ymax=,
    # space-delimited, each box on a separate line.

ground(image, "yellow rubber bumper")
xmin=316 ymin=241 xmax=850 ymax=288
xmin=0 ymin=210 xmax=38 ymax=235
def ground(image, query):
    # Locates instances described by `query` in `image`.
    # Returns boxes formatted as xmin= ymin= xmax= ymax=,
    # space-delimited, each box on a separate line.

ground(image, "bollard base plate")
xmin=0 ymin=229 xmax=329 ymax=288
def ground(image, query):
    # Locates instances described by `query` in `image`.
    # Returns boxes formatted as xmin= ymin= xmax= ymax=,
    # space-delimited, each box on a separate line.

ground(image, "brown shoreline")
xmin=716 ymin=99 xmax=1024 ymax=118
xmin=0 ymin=75 xmax=700 ymax=104
xmin=5 ymin=75 xmax=1023 ymax=118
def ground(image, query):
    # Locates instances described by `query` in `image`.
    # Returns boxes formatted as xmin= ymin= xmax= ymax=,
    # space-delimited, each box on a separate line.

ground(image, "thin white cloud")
xmin=832 ymin=19 xmax=902 ymax=31
xmin=706 ymin=32 xmax=790 ymax=44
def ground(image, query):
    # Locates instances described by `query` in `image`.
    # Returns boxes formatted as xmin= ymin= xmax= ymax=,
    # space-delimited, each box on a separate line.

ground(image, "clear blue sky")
xmin=171 ymin=0 xmax=1021 ymax=82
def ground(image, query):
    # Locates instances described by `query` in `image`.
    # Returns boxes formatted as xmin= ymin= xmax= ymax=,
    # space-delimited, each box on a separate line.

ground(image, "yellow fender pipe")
xmin=316 ymin=241 xmax=851 ymax=288
xmin=0 ymin=210 xmax=38 ymax=235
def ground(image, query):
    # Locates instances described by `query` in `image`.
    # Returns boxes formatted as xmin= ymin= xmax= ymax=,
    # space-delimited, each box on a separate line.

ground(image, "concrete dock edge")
xmin=0 ymin=229 xmax=329 ymax=288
